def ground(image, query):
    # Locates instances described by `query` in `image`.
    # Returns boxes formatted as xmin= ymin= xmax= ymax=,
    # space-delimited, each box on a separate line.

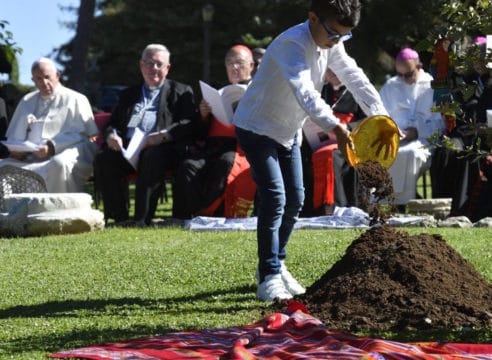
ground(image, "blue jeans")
xmin=235 ymin=127 xmax=304 ymax=282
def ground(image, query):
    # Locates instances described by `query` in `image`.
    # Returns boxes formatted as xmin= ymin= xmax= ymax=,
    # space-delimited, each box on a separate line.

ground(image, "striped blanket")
xmin=51 ymin=305 xmax=492 ymax=360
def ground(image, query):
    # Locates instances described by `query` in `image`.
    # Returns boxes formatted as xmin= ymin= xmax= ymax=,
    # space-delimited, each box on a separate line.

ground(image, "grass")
xmin=416 ymin=169 xmax=432 ymax=199
xmin=0 ymin=224 xmax=491 ymax=359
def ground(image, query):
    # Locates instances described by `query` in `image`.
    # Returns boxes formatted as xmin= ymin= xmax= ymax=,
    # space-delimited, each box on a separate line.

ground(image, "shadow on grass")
xmin=0 ymin=284 xmax=258 ymax=319
xmin=2 ymin=284 xmax=265 ymax=355
xmin=3 ymin=284 xmax=492 ymax=356
xmin=5 ymin=324 xmax=180 ymax=356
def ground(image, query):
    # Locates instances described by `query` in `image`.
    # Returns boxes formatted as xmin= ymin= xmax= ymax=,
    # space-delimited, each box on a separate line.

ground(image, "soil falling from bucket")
xmin=354 ymin=160 xmax=394 ymax=225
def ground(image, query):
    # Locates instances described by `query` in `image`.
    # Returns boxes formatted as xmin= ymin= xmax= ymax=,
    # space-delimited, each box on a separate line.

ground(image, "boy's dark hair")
xmin=310 ymin=0 xmax=362 ymax=27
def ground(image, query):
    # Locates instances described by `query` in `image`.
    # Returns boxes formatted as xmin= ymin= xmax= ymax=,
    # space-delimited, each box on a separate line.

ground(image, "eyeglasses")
xmin=317 ymin=15 xmax=352 ymax=43
xmin=141 ymin=59 xmax=166 ymax=70
xmin=396 ymin=69 xmax=416 ymax=79
xmin=225 ymin=60 xmax=248 ymax=68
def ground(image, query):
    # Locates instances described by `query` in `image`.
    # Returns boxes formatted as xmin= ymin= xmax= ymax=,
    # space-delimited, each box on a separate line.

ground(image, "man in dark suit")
xmin=94 ymin=44 xmax=203 ymax=225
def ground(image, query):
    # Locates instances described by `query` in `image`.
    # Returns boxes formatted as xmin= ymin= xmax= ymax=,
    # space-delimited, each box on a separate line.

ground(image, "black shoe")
xmin=323 ymin=204 xmax=335 ymax=216
xmin=396 ymin=205 xmax=406 ymax=213
xmin=0 ymin=143 xmax=9 ymax=158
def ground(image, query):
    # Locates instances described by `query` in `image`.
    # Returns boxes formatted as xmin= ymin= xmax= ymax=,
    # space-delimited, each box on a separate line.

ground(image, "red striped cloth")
xmin=51 ymin=307 xmax=492 ymax=360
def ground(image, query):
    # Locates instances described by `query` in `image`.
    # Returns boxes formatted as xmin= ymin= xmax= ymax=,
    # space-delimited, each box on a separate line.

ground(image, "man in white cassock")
xmin=0 ymin=57 xmax=98 ymax=192
xmin=379 ymin=48 xmax=444 ymax=206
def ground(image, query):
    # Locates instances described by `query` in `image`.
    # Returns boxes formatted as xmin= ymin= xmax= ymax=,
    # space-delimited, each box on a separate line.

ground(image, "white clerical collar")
xmin=40 ymin=85 xmax=60 ymax=101
xmin=145 ymin=82 xmax=164 ymax=91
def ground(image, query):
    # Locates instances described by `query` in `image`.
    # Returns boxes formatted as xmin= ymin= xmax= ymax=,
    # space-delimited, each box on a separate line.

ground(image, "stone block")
xmin=2 ymin=193 xmax=93 ymax=214
xmin=27 ymin=209 xmax=105 ymax=235
xmin=473 ymin=217 xmax=492 ymax=227
xmin=406 ymin=198 xmax=452 ymax=219
xmin=437 ymin=216 xmax=473 ymax=228
xmin=0 ymin=193 xmax=104 ymax=237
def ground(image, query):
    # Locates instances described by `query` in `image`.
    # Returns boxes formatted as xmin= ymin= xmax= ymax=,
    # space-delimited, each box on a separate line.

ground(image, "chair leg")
xmin=422 ymin=171 xmax=427 ymax=199
xmin=91 ymin=176 xmax=100 ymax=209
xmin=161 ymin=178 xmax=171 ymax=203
xmin=160 ymin=181 xmax=167 ymax=203
xmin=94 ymin=188 xmax=100 ymax=209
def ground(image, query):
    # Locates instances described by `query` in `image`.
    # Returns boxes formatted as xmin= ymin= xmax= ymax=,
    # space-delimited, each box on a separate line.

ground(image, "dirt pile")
xmin=292 ymin=160 xmax=492 ymax=332
xmin=299 ymin=225 xmax=492 ymax=331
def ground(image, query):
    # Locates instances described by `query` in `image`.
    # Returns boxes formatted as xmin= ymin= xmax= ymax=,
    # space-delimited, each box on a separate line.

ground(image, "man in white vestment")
xmin=0 ymin=57 xmax=98 ymax=192
xmin=379 ymin=48 xmax=444 ymax=206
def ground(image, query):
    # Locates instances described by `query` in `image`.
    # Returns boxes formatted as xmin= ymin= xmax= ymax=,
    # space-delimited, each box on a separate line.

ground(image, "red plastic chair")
xmin=94 ymin=112 xmax=112 ymax=147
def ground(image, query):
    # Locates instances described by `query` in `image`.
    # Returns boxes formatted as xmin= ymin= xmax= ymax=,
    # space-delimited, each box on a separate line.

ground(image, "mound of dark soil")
xmin=299 ymin=225 xmax=492 ymax=331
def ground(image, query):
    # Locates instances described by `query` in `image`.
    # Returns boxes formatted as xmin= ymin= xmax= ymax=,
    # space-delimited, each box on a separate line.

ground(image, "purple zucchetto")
xmin=473 ymin=36 xmax=487 ymax=46
xmin=396 ymin=48 xmax=419 ymax=61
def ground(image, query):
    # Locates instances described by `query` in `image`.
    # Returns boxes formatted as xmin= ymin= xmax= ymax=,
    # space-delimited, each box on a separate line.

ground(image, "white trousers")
xmin=387 ymin=140 xmax=431 ymax=205
xmin=0 ymin=141 xmax=96 ymax=193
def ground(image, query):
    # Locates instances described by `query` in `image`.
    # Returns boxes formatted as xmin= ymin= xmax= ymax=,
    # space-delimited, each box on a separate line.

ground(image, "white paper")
xmin=1 ymin=140 xmax=40 ymax=152
xmin=302 ymin=118 xmax=337 ymax=151
xmin=218 ymin=84 xmax=247 ymax=113
xmin=122 ymin=127 xmax=146 ymax=169
xmin=487 ymin=110 xmax=492 ymax=128
xmin=199 ymin=81 xmax=246 ymax=125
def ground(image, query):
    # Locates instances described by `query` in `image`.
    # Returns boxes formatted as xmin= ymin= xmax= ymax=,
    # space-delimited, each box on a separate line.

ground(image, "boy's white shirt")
xmin=233 ymin=20 xmax=387 ymax=148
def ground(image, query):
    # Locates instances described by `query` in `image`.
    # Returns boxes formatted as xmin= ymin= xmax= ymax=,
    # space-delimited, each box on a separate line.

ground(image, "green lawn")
xmin=0 ymin=225 xmax=491 ymax=359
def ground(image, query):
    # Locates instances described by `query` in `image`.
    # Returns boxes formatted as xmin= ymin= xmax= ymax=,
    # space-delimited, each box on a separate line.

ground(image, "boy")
xmin=233 ymin=0 xmax=393 ymax=301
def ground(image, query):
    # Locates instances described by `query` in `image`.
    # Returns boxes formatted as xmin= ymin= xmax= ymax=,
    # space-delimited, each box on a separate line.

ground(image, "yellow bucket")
xmin=346 ymin=115 xmax=400 ymax=169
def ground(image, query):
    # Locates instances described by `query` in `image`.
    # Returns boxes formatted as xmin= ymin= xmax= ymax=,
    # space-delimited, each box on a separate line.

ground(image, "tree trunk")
xmin=67 ymin=0 xmax=95 ymax=93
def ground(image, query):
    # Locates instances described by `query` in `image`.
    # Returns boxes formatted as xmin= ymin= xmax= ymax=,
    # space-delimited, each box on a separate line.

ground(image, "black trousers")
xmin=300 ymin=142 xmax=359 ymax=217
xmin=332 ymin=150 xmax=359 ymax=208
xmin=430 ymin=146 xmax=480 ymax=217
xmin=172 ymin=138 xmax=236 ymax=219
xmin=94 ymin=142 xmax=180 ymax=224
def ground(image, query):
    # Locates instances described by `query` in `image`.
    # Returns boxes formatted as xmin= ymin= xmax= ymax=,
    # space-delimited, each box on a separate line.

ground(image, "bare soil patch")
xmin=299 ymin=224 xmax=492 ymax=331
xmin=294 ymin=161 xmax=492 ymax=331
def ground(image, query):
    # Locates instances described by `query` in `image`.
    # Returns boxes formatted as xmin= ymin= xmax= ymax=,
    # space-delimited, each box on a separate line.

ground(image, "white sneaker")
xmin=280 ymin=262 xmax=306 ymax=295
xmin=256 ymin=274 xmax=293 ymax=301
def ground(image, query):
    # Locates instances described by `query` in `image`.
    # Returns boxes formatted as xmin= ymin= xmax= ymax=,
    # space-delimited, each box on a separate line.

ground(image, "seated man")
xmin=301 ymin=68 xmax=365 ymax=216
xmin=94 ymin=44 xmax=202 ymax=225
xmin=379 ymin=48 xmax=443 ymax=206
xmin=172 ymin=44 xmax=256 ymax=219
xmin=0 ymin=57 xmax=98 ymax=193
xmin=431 ymin=37 xmax=492 ymax=221
xmin=252 ymin=47 xmax=266 ymax=77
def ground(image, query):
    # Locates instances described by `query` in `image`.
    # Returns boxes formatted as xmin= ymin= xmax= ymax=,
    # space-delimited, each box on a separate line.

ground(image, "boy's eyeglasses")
xmin=317 ymin=15 xmax=352 ymax=43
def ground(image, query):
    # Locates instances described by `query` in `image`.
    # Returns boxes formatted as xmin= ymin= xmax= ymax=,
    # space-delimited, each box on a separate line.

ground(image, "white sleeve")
xmin=273 ymin=37 xmax=340 ymax=132
xmin=329 ymin=44 xmax=389 ymax=117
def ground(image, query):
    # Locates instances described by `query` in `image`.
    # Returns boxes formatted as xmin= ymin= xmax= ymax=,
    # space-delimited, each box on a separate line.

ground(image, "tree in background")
xmin=0 ymin=20 xmax=21 ymax=84
xmin=53 ymin=0 xmax=481 ymax=101
xmin=415 ymin=0 xmax=491 ymax=69
xmin=53 ymin=0 xmax=306 ymax=104
xmin=349 ymin=0 xmax=445 ymax=85
xmin=417 ymin=0 xmax=491 ymax=120
xmin=66 ymin=0 xmax=96 ymax=92
xmin=0 ymin=20 xmax=29 ymax=121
